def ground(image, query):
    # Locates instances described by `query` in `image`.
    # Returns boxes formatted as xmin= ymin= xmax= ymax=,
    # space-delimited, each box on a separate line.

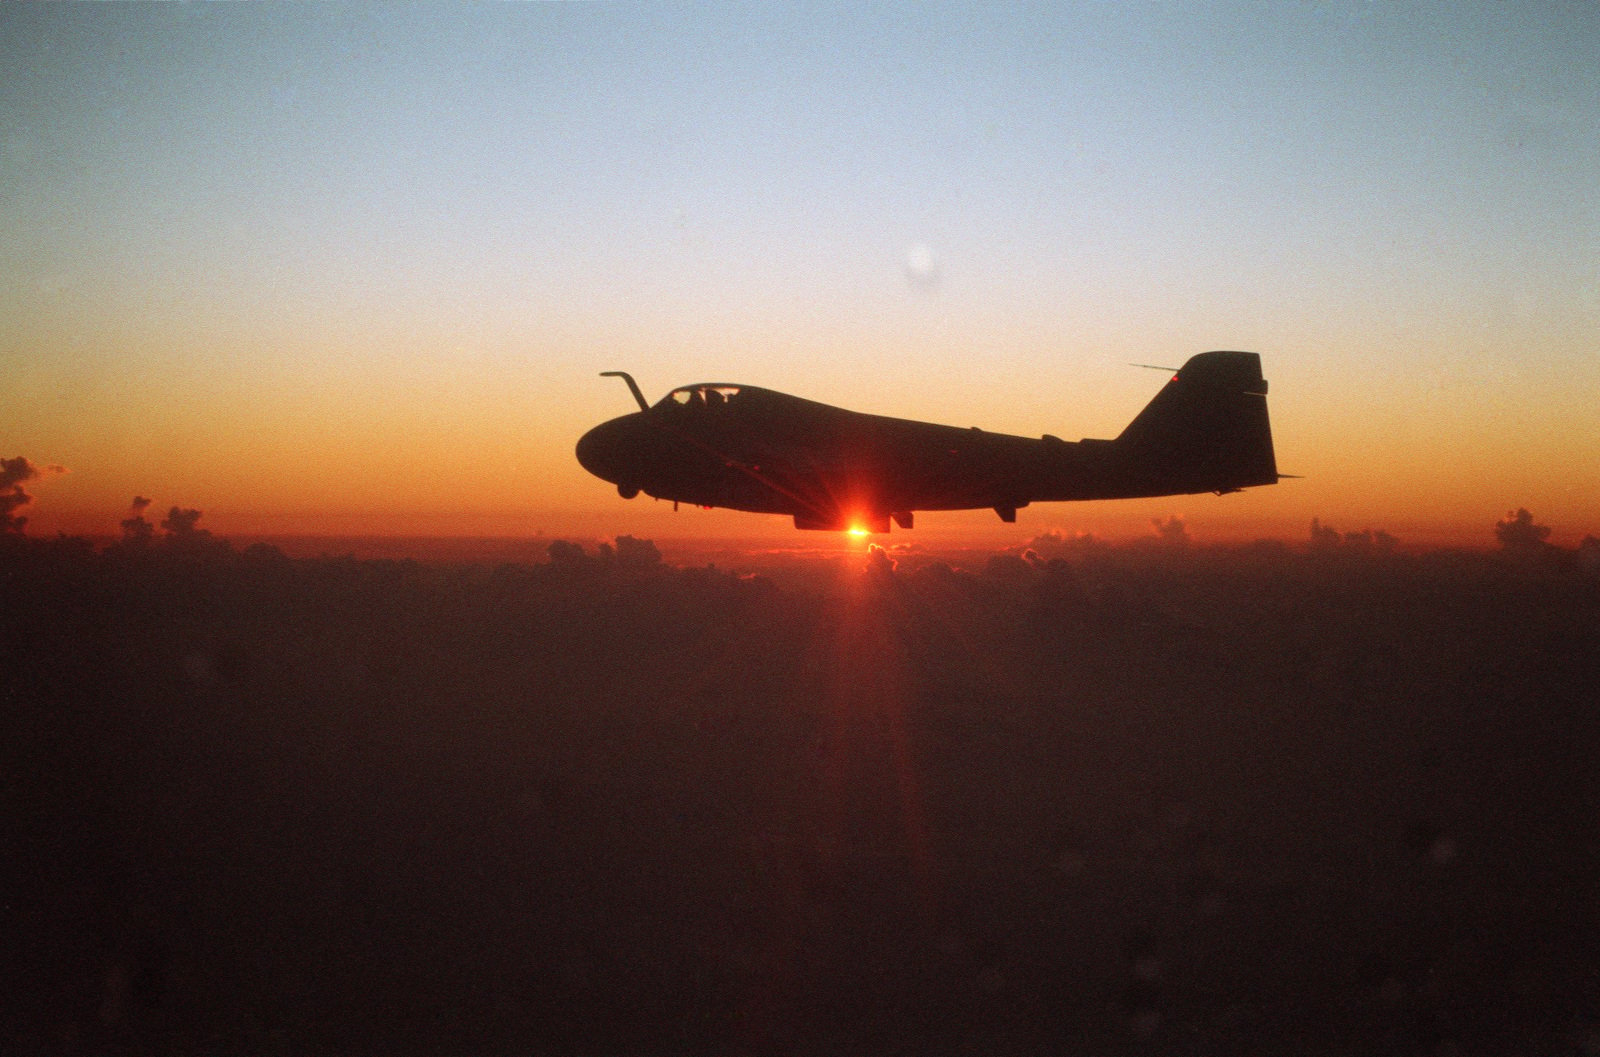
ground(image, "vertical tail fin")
xmin=1115 ymin=351 xmax=1278 ymax=493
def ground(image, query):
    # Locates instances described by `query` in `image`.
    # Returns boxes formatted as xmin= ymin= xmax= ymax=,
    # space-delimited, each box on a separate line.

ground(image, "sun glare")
xmin=847 ymin=524 xmax=872 ymax=538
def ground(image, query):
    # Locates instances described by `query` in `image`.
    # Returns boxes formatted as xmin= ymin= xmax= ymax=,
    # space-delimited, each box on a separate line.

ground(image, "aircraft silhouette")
xmin=576 ymin=351 xmax=1282 ymax=532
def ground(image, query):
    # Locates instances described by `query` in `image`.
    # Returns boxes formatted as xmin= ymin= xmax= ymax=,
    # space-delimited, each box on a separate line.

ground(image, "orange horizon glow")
xmin=13 ymin=359 xmax=1599 ymax=554
xmin=13 ymin=331 xmax=1598 ymax=554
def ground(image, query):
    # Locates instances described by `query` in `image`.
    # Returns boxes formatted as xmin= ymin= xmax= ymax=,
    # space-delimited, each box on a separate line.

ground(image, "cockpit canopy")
xmin=655 ymin=384 xmax=747 ymax=410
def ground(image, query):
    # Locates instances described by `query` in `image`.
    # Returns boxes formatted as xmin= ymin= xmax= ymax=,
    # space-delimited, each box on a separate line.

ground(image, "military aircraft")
xmin=576 ymin=350 xmax=1283 ymax=532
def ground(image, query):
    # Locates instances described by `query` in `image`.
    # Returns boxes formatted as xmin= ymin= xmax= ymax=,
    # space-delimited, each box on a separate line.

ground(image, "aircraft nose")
xmin=575 ymin=416 xmax=635 ymax=486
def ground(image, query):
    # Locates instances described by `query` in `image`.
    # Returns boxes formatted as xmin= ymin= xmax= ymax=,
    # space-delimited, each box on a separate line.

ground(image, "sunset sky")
xmin=5 ymin=4 xmax=1597 ymax=548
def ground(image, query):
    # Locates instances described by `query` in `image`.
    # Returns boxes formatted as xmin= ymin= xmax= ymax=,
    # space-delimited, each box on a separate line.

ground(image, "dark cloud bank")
xmin=3 ymin=524 xmax=1599 ymax=1055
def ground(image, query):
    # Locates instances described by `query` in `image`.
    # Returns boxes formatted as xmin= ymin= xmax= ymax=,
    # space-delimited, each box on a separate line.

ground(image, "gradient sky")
xmin=4 ymin=3 xmax=1597 ymax=547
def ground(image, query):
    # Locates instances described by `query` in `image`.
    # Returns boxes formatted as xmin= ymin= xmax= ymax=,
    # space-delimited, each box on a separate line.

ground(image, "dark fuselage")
xmin=577 ymin=353 xmax=1280 ymax=531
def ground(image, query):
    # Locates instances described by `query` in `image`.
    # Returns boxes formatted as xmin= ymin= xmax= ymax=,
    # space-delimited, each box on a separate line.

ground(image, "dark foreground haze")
xmin=4 ymin=532 xmax=1598 ymax=1055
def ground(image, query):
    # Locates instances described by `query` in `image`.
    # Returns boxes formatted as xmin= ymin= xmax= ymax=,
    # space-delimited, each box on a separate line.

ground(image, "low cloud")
xmin=1579 ymin=537 xmax=1600 ymax=577
xmin=607 ymin=535 xmax=663 ymax=571
xmin=548 ymin=536 xmax=666 ymax=576
xmin=161 ymin=507 xmax=207 ymax=538
xmin=1 ymin=456 xmax=64 ymax=533
xmin=1310 ymin=518 xmax=1397 ymax=554
xmin=1022 ymin=529 xmax=1106 ymax=559
xmin=1494 ymin=508 xmax=1551 ymax=552
xmin=121 ymin=497 xmax=155 ymax=543
xmin=1150 ymin=516 xmax=1190 ymax=547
